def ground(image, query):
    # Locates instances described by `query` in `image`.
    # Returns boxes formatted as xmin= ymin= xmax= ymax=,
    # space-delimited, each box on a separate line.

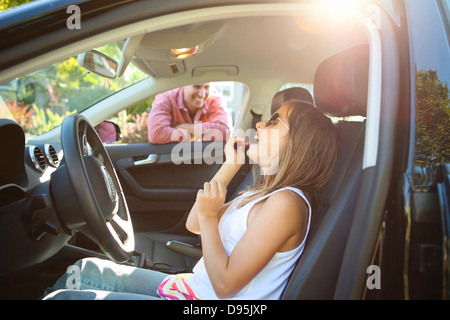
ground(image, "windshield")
xmin=0 ymin=43 xmax=148 ymax=139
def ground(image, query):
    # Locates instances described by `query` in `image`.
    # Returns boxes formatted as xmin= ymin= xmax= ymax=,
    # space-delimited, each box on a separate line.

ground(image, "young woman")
xmin=43 ymin=100 xmax=338 ymax=300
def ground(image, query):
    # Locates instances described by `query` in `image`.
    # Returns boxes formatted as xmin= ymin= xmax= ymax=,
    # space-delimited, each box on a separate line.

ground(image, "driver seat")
xmin=282 ymin=44 xmax=369 ymax=299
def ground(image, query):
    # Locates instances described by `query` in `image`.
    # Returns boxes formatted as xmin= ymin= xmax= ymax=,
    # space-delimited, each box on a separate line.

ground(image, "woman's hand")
xmin=196 ymin=180 xmax=227 ymax=219
xmin=186 ymin=139 xmax=244 ymax=234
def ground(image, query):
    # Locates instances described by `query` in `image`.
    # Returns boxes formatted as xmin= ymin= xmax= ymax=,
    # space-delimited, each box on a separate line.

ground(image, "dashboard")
xmin=0 ymin=119 xmax=63 ymax=206
xmin=0 ymin=119 xmax=70 ymax=274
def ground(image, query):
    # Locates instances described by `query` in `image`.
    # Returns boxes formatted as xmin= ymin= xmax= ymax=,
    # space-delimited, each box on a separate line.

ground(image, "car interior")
xmin=0 ymin=3 xmax=392 ymax=299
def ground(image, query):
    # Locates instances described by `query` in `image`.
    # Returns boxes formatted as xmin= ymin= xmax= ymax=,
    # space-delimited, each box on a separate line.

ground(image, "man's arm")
xmin=199 ymin=95 xmax=231 ymax=141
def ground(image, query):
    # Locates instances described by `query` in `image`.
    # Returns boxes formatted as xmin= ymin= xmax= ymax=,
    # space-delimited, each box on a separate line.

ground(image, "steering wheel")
xmin=55 ymin=113 xmax=134 ymax=262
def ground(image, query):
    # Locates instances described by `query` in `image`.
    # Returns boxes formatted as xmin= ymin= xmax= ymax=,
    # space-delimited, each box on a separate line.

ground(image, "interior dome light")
xmin=170 ymin=46 xmax=199 ymax=59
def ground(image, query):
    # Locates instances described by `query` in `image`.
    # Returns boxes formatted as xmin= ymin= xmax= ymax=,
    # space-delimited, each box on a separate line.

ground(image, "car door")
xmin=103 ymin=83 xmax=249 ymax=237
xmin=354 ymin=0 xmax=450 ymax=300
xmin=106 ymin=141 xmax=225 ymax=235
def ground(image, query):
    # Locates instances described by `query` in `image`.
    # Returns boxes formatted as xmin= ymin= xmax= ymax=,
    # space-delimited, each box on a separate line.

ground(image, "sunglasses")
xmin=265 ymin=112 xmax=289 ymax=130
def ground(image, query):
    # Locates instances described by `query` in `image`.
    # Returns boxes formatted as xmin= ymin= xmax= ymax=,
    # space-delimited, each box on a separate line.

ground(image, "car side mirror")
xmin=96 ymin=120 xmax=121 ymax=144
xmin=77 ymin=50 xmax=118 ymax=79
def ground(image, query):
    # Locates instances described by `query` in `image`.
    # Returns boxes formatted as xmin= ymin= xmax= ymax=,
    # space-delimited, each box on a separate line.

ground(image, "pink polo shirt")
xmin=147 ymin=87 xmax=231 ymax=144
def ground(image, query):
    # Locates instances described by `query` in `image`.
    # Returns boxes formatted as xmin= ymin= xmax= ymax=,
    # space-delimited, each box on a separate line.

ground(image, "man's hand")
xmin=175 ymin=123 xmax=204 ymax=141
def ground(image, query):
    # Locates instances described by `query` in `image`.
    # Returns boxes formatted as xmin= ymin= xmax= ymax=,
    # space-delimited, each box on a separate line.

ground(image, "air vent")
xmin=29 ymin=146 xmax=47 ymax=172
xmin=45 ymin=144 xmax=59 ymax=168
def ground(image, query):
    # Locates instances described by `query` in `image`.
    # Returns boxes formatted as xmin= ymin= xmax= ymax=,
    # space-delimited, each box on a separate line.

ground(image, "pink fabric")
xmin=147 ymin=87 xmax=230 ymax=144
xmin=97 ymin=121 xmax=117 ymax=143
xmin=157 ymin=274 xmax=201 ymax=300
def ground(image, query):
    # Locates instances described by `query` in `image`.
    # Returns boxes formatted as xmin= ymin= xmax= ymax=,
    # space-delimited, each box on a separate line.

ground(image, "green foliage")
xmin=2 ymin=99 xmax=75 ymax=137
xmin=0 ymin=3 xmax=153 ymax=142
xmin=127 ymin=97 xmax=154 ymax=115
xmin=415 ymin=68 xmax=450 ymax=167
xmin=118 ymin=111 xmax=150 ymax=143
xmin=0 ymin=0 xmax=33 ymax=11
xmin=3 ymin=99 xmax=33 ymax=131
xmin=105 ymin=97 xmax=155 ymax=144
xmin=1 ymin=41 xmax=149 ymax=139
xmin=28 ymin=105 xmax=75 ymax=137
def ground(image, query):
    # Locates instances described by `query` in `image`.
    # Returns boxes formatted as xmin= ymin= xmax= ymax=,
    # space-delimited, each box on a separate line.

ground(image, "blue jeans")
xmin=42 ymin=258 xmax=168 ymax=300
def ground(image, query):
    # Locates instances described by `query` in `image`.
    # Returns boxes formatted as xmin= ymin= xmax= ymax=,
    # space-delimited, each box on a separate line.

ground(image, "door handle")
xmin=134 ymin=154 xmax=157 ymax=166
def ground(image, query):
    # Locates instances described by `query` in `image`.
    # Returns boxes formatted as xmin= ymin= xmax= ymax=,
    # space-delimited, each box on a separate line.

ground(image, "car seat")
xmin=282 ymin=44 xmax=369 ymax=299
xmin=270 ymin=86 xmax=314 ymax=114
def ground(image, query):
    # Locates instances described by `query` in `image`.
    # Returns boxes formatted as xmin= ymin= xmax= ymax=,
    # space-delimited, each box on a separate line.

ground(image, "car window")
xmin=104 ymin=81 xmax=247 ymax=144
xmin=442 ymin=0 xmax=450 ymax=22
xmin=414 ymin=70 xmax=450 ymax=178
xmin=407 ymin=0 xmax=450 ymax=188
xmin=0 ymin=43 xmax=148 ymax=140
xmin=440 ymin=0 xmax=450 ymax=43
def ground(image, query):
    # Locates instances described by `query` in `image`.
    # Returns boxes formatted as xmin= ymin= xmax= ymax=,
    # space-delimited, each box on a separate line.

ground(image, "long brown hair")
xmin=239 ymin=100 xmax=339 ymax=222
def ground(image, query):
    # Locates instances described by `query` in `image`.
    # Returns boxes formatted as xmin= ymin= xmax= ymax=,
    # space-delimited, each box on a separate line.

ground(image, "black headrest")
xmin=313 ymin=44 xmax=369 ymax=117
xmin=271 ymin=87 xmax=314 ymax=114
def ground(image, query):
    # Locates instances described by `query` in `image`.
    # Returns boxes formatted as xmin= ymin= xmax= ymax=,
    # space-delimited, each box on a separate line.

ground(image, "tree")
xmin=415 ymin=68 xmax=450 ymax=167
xmin=0 ymin=0 xmax=34 ymax=11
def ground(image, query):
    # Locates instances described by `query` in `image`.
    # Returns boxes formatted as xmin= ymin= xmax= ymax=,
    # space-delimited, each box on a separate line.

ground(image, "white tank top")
xmin=186 ymin=187 xmax=311 ymax=300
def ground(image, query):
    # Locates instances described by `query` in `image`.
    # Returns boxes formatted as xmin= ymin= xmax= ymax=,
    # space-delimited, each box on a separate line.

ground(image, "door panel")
xmin=105 ymin=141 xmax=225 ymax=234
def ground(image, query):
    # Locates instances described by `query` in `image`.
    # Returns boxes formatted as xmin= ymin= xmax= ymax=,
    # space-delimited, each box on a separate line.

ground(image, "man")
xmin=147 ymin=83 xmax=231 ymax=144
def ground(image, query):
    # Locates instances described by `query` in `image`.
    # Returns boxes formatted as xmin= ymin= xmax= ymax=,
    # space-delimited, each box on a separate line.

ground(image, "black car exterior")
xmin=357 ymin=0 xmax=450 ymax=300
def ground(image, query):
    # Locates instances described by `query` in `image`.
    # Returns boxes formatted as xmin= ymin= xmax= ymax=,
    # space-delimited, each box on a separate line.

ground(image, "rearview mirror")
xmin=77 ymin=50 xmax=118 ymax=79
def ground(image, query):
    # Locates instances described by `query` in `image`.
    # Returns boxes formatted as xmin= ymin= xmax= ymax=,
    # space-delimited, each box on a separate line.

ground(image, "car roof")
xmin=0 ymin=1 xmax=369 ymax=86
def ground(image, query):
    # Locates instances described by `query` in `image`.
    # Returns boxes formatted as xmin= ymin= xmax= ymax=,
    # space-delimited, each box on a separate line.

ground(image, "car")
xmin=0 ymin=0 xmax=448 ymax=301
